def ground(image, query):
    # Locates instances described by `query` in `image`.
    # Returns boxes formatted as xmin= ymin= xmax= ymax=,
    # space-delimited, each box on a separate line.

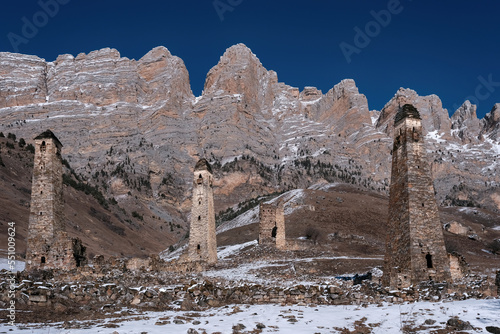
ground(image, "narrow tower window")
xmin=198 ymin=216 xmax=201 ymax=221
xmin=40 ymin=141 xmax=46 ymax=152
xmin=41 ymin=256 xmax=46 ymax=264
xmin=426 ymin=253 xmax=433 ymax=268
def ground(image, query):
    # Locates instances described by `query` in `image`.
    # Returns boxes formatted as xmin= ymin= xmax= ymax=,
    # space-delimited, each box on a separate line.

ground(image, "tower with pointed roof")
xmin=187 ymin=158 xmax=217 ymax=264
xmin=382 ymin=105 xmax=451 ymax=288
xmin=26 ymin=130 xmax=86 ymax=270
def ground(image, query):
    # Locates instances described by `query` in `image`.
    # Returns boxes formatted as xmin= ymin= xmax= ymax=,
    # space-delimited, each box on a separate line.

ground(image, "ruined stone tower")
xmin=26 ymin=130 xmax=86 ymax=271
xmin=259 ymin=203 xmax=285 ymax=249
xmin=187 ymin=159 xmax=217 ymax=264
xmin=382 ymin=105 xmax=451 ymax=288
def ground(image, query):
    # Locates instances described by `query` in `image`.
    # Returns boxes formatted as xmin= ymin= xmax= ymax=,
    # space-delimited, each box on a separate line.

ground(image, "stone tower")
xmin=26 ymin=130 xmax=86 ymax=271
xmin=382 ymin=105 xmax=451 ymax=288
xmin=259 ymin=203 xmax=285 ymax=249
xmin=188 ymin=159 xmax=217 ymax=264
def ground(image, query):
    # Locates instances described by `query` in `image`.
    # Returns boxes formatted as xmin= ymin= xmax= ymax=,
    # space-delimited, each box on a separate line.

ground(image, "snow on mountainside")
xmin=1 ymin=44 xmax=499 ymax=257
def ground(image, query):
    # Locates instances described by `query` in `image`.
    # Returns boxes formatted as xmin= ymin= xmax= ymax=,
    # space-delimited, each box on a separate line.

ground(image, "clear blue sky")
xmin=1 ymin=0 xmax=499 ymax=118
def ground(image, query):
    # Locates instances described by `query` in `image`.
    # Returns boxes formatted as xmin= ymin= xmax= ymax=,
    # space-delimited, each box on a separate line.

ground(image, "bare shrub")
xmin=487 ymin=239 xmax=500 ymax=255
xmin=305 ymin=227 xmax=321 ymax=244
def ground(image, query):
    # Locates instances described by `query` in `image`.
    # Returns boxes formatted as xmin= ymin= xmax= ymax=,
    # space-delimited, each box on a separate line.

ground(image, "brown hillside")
xmin=0 ymin=135 xmax=178 ymax=259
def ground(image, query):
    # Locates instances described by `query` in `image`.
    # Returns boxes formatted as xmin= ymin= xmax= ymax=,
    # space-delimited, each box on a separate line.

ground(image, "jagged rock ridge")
xmin=0 ymin=44 xmax=499 ymax=251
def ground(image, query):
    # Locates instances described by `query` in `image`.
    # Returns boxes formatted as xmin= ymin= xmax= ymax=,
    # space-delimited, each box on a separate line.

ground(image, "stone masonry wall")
xmin=188 ymin=164 xmax=217 ymax=264
xmin=26 ymin=131 xmax=85 ymax=271
xmin=258 ymin=203 xmax=285 ymax=249
xmin=1 ymin=271 xmax=495 ymax=313
xmin=383 ymin=106 xmax=451 ymax=288
xmin=26 ymin=134 xmax=77 ymax=270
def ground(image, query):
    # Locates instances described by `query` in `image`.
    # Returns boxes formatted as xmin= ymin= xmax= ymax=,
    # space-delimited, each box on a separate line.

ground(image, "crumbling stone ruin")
xmin=382 ymin=105 xmax=452 ymax=289
xmin=25 ymin=130 xmax=87 ymax=271
xmin=496 ymin=270 xmax=500 ymax=294
xmin=258 ymin=202 xmax=285 ymax=249
xmin=187 ymin=159 xmax=217 ymax=264
xmin=448 ymin=252 xmax=470 ymax=281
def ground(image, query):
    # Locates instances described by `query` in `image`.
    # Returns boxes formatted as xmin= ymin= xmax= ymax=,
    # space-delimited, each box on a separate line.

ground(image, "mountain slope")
xmin=0 ymin=44 xmax=499 ymax=256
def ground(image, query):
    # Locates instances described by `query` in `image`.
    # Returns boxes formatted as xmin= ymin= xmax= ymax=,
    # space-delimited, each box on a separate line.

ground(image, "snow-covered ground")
xmin=4 ymin=299 xmax=499 ymax=333
xmin=0 ymin=256 xmax=25 ymax=272
xmin=217 ymin=240 xmax=258 ymax=259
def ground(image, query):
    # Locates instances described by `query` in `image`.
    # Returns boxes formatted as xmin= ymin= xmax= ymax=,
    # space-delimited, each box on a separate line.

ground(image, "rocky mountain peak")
xmin=450 ymin=101 xmax=481 ymax=143
xmin=299 ymin=86 xmax=322 ymax=101
xmin=327 ymin=79 xmax=360 ymax=101
xmin=451 ymin=100 xmax=478 ymax=126
xmin=83 ymin=47 xmax=121 ymax=60
xmin=203 ymin=43 xmax=269 ymax=96
xmin=487 ymin=103 xmax=500 ymax=123
xmin=0 ymin=52 xmax=46 ymax=108
xmin=219 ymin=43 xmax=259 ymax=64
xmin=310 ymin=79 xmax=371 ymax=136
xmin=376 ymin=88 xmax=451 ymax=138
xmin=138 ymin=46 xmax=193 ymax=105
xmin=481 ymin=103 xmax=500 ymax=140
xmin=139 ymin=46 xmax=173 ymax=62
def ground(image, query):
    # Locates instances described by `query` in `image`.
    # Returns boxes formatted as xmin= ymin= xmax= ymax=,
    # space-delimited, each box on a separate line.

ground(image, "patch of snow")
xmin=12 ymin=299 xmax=500 ymax=333
xmin=221 ymin=155 xmax=243 ymax=166
xmin=160 ymin=244 xmax=186 ymax=261
xmin=192 ymin=95 xmax=203 ymax=104
xmin=300 ymin=97 xmax=321 ymax=106
xmin=458 ymin=207 xmax=478 ymax=214
xmin=217 ymin=206 xmax=260 ymax=234
xmin=485 ymin=137 xmax=500 ymax=155
xmin=0 ymin=257 xmax=25 ymax=272
xmin=308 ymin=182 xmax=340 ymax=191
xmin=217 ymin=240 xmax=258 ymax=259
xmin=371 ymin=267 xmax=384 ymax=277
xmin=426 ymin=130 xmax=447 ymax=143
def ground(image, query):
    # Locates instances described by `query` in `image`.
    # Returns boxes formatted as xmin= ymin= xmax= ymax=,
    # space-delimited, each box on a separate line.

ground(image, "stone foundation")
xmin=1 ymin=271 xmax=496 ymax=312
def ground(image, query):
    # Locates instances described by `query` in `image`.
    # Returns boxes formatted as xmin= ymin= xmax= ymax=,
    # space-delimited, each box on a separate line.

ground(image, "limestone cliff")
xmin=1 ymin=44 xmax=499 ymax=251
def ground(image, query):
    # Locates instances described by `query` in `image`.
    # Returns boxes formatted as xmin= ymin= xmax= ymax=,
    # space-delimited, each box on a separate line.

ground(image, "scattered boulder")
xmin=232 ymin=323 xmax=246 ymax=331
xmin=444 ymin=221 xmax=471 ymax=236
xmin=447 ymin=317 xmax=473 ymax=331
xmin=486 ymin=326 xmax=500 ymax=334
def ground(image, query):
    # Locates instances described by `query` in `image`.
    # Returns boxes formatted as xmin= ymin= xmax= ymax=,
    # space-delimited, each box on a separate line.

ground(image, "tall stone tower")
xmin=382 ymin=105 xmax=451 ymax=288
xmin=188 ymin=159 xmax=217 ymax=264
xmin=259 ymin=203 xmax=285 ymax=249
xmin=26 ymin=130 xmax=86 ymax=271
